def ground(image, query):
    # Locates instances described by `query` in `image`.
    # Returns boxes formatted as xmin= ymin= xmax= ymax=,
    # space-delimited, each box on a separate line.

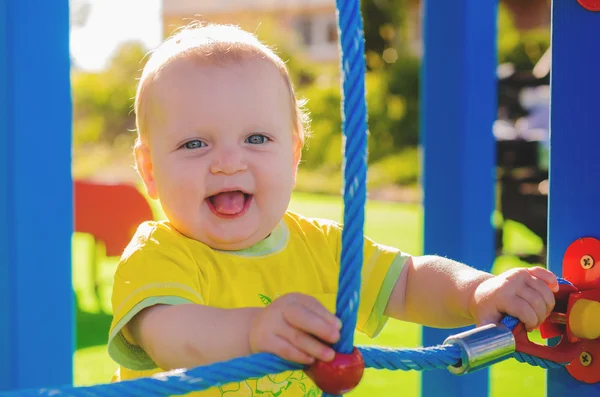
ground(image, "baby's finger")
xmin=525 ymin=275 xmax=556 ymax=313
xmin=283 ymin=302 xmax=340 ymax=344
xmin=506 ymin=296 xmax=538 ymax=331
xmin=516 ymin=287 xmax=547 ymax=328
xmin=527 ymin=267 xmax=559 ymax=292
xmin=267 ymin=335 xmax=315 ymax=365
xmin=278 ymin=325 xmax=336 ymax=362
xmin=297 ymin=294 xmax=342 ymax=329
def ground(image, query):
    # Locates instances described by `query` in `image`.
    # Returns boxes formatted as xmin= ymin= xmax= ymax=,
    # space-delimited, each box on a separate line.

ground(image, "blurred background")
xmin=70 ymin=0 xmax=552 ymax=395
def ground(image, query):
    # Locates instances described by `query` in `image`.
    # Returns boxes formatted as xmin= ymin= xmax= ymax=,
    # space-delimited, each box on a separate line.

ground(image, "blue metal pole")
xmin=0 ymin=0 xmax=73 ymax=390
xmin=547 ymin=1 xmax=600 ymax=396
xmin=421 ymin=0 xmax=497 ymax=396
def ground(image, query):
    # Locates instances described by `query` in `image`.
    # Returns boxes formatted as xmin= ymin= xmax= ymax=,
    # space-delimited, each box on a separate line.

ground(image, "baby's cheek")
xmin=269 ymin=159 xmax=296 ymax=186
xmin=161 ymin=179 xmax=200 ymax=215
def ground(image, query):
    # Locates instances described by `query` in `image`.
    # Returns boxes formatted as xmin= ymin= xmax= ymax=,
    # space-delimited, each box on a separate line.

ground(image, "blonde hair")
xmin=134 ymin=23 xmax=310 ymax=147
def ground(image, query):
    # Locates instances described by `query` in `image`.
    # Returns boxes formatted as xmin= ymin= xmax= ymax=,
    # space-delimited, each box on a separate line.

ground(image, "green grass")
xmin=73 ymin=192 xmax=547 ymax=396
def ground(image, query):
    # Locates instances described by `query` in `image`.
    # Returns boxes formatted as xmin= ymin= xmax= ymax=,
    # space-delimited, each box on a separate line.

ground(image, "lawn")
xmin=72 ymin=191 xmax=547 ymax=396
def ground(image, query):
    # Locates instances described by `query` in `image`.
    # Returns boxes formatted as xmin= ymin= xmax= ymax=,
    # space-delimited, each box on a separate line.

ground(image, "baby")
xmin=108 ymin=24 xmax=558 ymax=397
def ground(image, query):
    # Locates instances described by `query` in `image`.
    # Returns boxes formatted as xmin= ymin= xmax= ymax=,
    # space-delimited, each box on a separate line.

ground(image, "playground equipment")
xmin=0 ymin=0 xmax=598 ymax=396
xmin=74 ymin=180 xmax=154 ymax=299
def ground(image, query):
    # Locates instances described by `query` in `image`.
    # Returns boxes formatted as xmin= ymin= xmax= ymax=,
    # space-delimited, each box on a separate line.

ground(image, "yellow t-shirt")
xmin=108 ymin=211 xmax=409 ymax=397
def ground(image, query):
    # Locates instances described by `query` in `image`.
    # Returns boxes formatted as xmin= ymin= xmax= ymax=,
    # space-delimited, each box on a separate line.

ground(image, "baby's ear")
xmin=134 ymin=142 xmax=158 ymax=199
xmin=292 ymin=136 xmax=303 ymax=187
xmin=293 ymin=134 xmax=303 ymax=163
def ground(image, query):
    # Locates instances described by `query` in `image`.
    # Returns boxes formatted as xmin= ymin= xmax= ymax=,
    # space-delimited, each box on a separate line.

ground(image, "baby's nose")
xmin=209 ymin=148 xmax=247 ymax=175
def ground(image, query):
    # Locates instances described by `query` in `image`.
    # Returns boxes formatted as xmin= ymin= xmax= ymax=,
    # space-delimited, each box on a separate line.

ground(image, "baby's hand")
xmin=470 ymin=266 xmax=559 ymax=331
xmin=249 ymin=293 xmax=341 ymax=365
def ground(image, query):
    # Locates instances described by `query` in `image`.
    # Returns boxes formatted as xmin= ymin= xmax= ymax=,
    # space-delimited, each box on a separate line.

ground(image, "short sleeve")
xmin=322 ymin=221 xmax=410 ymax=338
xmin=108 ymin=238 xmax=204 ymax=370
xmin=358 ymin=238 xmax=409 ymax=337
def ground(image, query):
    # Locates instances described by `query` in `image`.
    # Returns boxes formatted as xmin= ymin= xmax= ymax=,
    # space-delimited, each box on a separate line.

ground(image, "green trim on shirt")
xmin=108 ymin=296 xmax=195 ymax=371
xmin=216 ymin=220 xmax=289 ymax=257
xmin=362 ymin=253 xmax=409 ymax=337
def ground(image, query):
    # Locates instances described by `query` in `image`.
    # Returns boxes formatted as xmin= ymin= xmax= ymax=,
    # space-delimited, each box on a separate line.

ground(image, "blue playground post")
xmin=0 ymin=0 xmax=73 ymax=390
xmin=421 ymin=0 xmax=497 ymax=396
xmin=546 ymin=1 xmax=600 ymax=396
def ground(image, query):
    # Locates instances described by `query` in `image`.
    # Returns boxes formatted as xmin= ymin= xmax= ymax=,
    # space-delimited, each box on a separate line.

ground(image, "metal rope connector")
xmin=443 ymin=324 xmax=516 ymax=375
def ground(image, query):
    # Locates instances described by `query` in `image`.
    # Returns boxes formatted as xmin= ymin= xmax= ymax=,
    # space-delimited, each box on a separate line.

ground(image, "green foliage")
xmin=498 ymin=4 xmax=550 ymax=71
xmin=367 ymin=147 xmax=419 ymax=187
xmin=375 ymin=54 xmax=421 ymax=150
xmin=296 ymin=3 xmax=549 ymax=190
xmin=299 ymin=82 xmax=342 ymax=169
xmin=295 ymin=147 xmax=419 ymax=197
xmin=298 ymin=55 xmax=420 ymax=173
xmin=251 ymin=17 xmax=321 ymax=88
xmin=296 ymin=0 xmax=419 ymax=176
xmin=361 ymin=0 xmax=407 ymax=66
xmin=72 ymin=41 xmax=148 ymax=148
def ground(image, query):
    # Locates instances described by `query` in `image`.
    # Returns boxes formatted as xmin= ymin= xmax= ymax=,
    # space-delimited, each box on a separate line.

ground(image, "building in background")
xmin=163 ymin=0 xmax=340 ymax=62
xmin=162 ymin=0 xmax=550 ymax=63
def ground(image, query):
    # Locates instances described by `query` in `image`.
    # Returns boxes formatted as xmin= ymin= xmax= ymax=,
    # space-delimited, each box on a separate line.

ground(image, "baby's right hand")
xmin=249 ymin=293 xmax=342 ymax=365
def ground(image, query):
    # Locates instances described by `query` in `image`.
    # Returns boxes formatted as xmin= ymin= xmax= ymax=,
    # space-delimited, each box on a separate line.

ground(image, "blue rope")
xmin=361 ymin=345 xmax=462 ymax=371
xmin=0 ymin=346 xmax=463 ymax=397
xmin=325 ymin=3 xmax=368 ymax=393
xmin=512 ymin=352 xmax=565 ymax=369
xmin=323 ymin=0 xmax=368 ymax=390
xmin=0 ymin=315 xmax=571 ymax=396
xmin=0 ymin=354 xmax=303 ymax=397
xmin=0 ymin=336 xmax=568 ymax=396
xmin=333 ymin=0 xmax=369 ymax=358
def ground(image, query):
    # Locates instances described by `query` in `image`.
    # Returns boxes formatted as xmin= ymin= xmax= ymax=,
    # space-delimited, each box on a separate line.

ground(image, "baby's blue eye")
xmin=183 ymin=140 xmax=206 ymax=149
xmin=246 ymin=134 xmax=269 ymax=145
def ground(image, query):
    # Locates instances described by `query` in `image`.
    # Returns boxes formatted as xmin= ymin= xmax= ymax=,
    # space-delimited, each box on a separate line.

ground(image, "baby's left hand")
xmin=470 ymin=266 xmax=559 ymax=331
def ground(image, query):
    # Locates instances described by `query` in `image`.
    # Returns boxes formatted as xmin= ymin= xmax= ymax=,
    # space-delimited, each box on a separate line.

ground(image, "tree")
xmin=361 ymin=0 xmax=408 ymax=70
xmin=72 ymin=41 xmax=149 ymax=147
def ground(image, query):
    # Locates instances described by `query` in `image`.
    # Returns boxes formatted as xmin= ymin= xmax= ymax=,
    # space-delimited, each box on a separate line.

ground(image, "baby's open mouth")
xmin=206 ymin=190 xmax=253 ymax=218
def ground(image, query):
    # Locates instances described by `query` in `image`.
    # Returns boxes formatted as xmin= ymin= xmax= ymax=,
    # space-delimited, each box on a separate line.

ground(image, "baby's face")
xmin=138 ymin=58 xmax=300 ymax=250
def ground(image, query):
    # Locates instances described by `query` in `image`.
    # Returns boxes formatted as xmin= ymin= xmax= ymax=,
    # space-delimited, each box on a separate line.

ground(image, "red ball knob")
xmin=305 ymin=347 xmax=365 ymax=395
